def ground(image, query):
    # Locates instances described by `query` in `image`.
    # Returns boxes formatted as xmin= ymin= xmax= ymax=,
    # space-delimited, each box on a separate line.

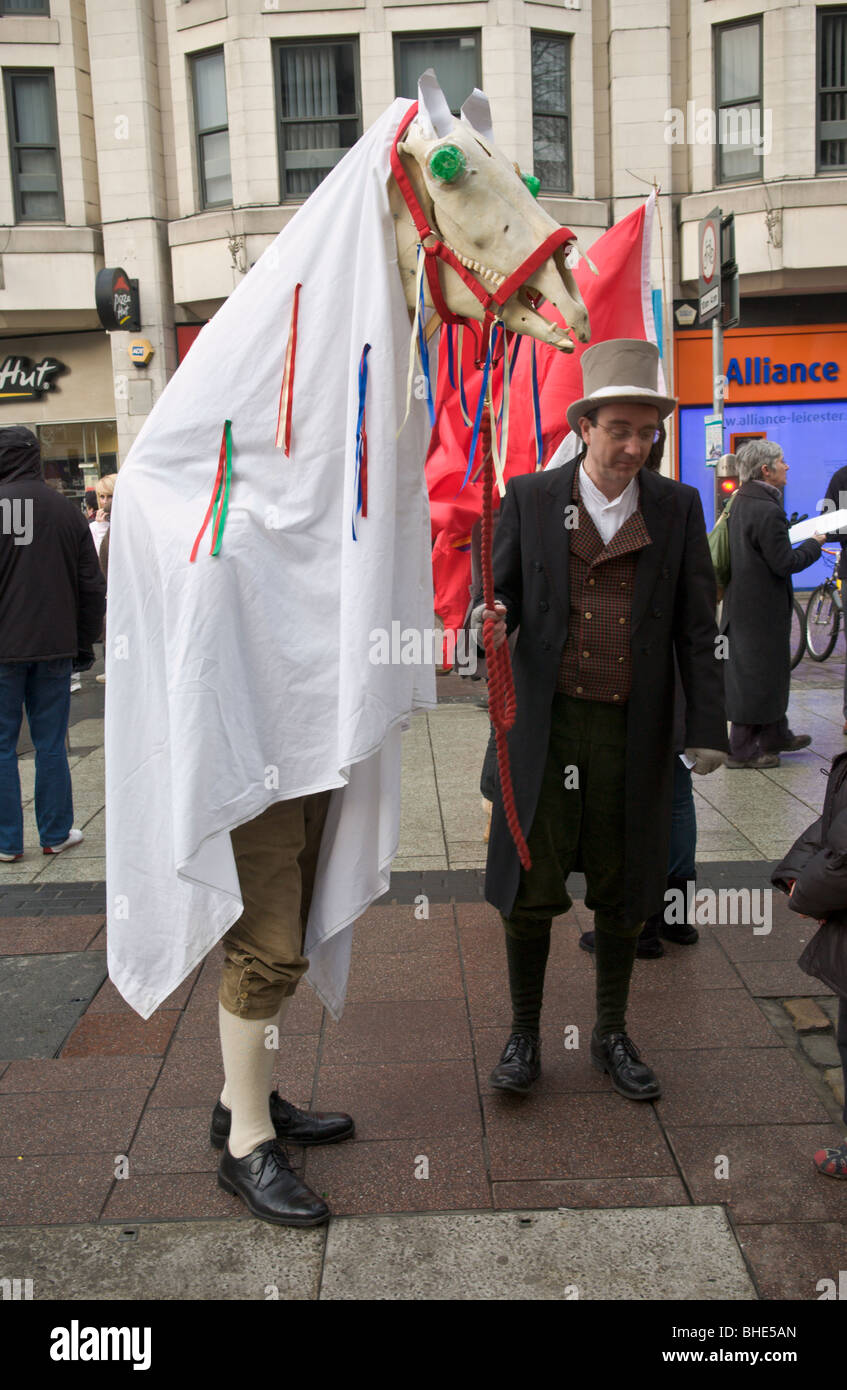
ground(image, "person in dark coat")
xmin=478 ymin=340 xmax=728 ymax=1102
xmin=821 ymin=463 xmax=847 ymax=735
xmin=772 ymin=750 xmax=847 ymax=1177
xmin=0 ymin=427 xmax=106 ymax=861
xmin=722 ymin=440 xmax=824 ymax=768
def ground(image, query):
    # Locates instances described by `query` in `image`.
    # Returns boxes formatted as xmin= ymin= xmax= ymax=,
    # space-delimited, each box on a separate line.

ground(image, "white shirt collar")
xmin=579 ymin=463 xmax=638 ymax=511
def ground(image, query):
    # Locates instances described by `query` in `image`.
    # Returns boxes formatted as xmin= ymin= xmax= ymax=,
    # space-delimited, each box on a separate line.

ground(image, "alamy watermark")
xmin=369 ymin=622 xmax=478 ymax=673
xmin=664 ymin=102 xmax=772 ymax=157
xmin=665 ymin=883 xmax=772 ymax=934
xmin=0 ymin=498 xmax=33 ymax=546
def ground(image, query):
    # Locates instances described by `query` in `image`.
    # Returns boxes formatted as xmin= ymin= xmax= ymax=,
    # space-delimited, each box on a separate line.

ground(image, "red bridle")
xmin=390 ymin=102 xmax=576 ymax=366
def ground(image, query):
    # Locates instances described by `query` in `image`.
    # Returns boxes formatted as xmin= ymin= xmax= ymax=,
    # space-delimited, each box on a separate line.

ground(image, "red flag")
xmin=427 ymin=194 xmax=659 ymax=635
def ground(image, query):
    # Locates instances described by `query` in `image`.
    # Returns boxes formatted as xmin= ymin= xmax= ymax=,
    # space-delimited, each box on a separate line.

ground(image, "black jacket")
xmin=0 ymin=427 xmax=106 ymax=663
xmin=824 ymin=464 xmax=847 ymax=581
xmin=772 ymin=750 xmax=847 ymax=998
xmin=721 ymin=480 xmax=821 ymax=725
xmin=481 ymin=460 xmax=728 ymax=924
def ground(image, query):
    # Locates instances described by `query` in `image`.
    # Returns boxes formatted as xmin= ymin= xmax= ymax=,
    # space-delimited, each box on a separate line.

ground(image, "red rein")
xmin=480 ymin=406 xmax=531 ymax=870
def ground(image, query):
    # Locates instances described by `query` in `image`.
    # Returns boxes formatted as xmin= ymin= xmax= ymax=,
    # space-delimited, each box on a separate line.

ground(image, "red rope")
xmin=480 ymin=403 xmax=531 ymax=870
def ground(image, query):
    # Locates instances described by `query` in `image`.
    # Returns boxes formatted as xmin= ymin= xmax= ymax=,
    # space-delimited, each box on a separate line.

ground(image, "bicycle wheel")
xmin=805 ymin=585 xmax=841 ymax=661
xmin=790 ymin=598 xmax=806 ymax=669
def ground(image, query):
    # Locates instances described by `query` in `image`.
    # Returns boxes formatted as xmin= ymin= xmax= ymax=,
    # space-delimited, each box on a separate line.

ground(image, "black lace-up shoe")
xmin=210 ymin=1090 xmax=354 ymax=1149
xmin=590 ymin=1030 xmax=661 ymax=1101
xmin=217 ymin=1139 xmax=330 ymax=1226
xmin=490 ymin=1033 xmax=541 ymax=1093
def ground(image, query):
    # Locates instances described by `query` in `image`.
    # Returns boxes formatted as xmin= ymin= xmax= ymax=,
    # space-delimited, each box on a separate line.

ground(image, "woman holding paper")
xmin=722 ymin=440 xmax=825 ymax=768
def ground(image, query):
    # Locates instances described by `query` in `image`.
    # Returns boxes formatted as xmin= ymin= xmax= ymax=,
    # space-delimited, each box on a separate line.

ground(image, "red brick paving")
xmin=1 ymin=896 xmax=845 ymax=1300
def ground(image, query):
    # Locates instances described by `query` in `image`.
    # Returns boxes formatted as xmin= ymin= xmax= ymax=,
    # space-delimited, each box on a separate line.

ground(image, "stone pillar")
xmin=86 ymin=0 xmax=177 ymax=462
xmin=607 ymin=0 xmax=675 ymax=408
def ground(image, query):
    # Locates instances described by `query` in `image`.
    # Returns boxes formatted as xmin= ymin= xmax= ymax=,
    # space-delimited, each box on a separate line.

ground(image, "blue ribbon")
xmin=417 ymin=274 xmax=436 ymax=428
xmin=457 ymin=325 xmax=500 ymax=495
xmin=352 ymin=343 xmax=371 ymax=540
xmin=446 ymin=323 xmax=456 ymax=390
xmin=531 ymin=339 xmax=542 ymax=469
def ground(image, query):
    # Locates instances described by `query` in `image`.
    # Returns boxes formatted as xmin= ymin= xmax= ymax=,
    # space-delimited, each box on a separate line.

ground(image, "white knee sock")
xmin=218 ymin=998 xmax=291 ymax=1159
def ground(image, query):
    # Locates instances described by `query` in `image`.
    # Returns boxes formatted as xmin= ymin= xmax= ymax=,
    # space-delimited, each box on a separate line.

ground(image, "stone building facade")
xmin=0 ymin=0 xmax=845 ymax=489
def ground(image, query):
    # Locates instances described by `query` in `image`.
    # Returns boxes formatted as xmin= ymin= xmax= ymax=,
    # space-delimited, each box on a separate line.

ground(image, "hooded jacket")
xmin=0 ymin=426 xmax=106 ymax=662
xmin=772 ymin=750 xmax=847 ymax=998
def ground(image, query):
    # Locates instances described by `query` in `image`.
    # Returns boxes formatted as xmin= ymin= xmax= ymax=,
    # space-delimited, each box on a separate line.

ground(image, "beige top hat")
xmin=566 ymin=338 xmax=677 ymax=434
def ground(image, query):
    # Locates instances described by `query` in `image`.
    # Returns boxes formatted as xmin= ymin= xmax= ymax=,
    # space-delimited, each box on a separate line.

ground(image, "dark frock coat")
xmin=484 ymin=458 xmax=729 ymax=926
xmin=721 ymin=480 xmax=821 ymax=726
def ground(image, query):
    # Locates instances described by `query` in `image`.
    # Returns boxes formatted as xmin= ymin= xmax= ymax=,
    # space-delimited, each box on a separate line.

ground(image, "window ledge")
xmin=0 ymin=17 xmax=60 ymax=43
xmin=175 ymin=0 xmax=227 ymax=31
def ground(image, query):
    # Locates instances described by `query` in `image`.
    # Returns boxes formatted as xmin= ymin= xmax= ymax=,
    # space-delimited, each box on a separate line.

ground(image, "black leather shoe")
xmin=490 ymin=1032 xmax=541 ymax=1093
xmin=217 ymin=1139 xmax=330 ymax=1226
xmin=578 ymin=930 xmax=664 ymax=960
xmin=773 ymin=733 xmax=811 ymax=753
xmin=210 ymin=1089 xmax=354 ymax=1150
xmin=590 ymin=1030 xmax=661 ymax=1100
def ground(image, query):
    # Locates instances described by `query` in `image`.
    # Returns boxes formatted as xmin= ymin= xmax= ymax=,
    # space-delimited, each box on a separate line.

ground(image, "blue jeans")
xmin=0 ymin=659 xmax=73 ymax=854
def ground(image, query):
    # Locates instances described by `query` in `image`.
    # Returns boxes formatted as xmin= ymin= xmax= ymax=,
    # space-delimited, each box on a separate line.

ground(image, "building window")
xmin=394 ymin=33 xmax=481 ymax=115
xmin=0 ymin=2 xmax=50 ymax=14
xmin=714 ymin=19 xmax=763 ymax=184
xmin=190 ymin=49 xmax=231 ymax=208
xmin=3 ymin=69 xmax=63 ymax=222
xmin=818 ymin=8 xmax=847 ymax=170
xmin=275 ymin=40 xmax=360 ymax=200
xmin=531 ymin=33 xmax=571 ymax=194
xmin=17 ymin=422 xmax=118 ymax=503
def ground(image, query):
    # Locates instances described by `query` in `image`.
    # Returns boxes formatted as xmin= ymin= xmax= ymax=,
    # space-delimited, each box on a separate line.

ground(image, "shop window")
xmin=714 ymin=19 xmax=763 ymax=184
xmin=818 ymin=8 xmax=847 ymax=170
xmin=190 ymin=49 xmax=232 ymax=209
xmin=275 ymin=40 xmax=360 ymax=200
xmin=28 ymin=421 xmax=118 ymax=505
xmin=0 ymin=2 xmax=50 ymax=13
xmin=3 ymin=69 xmax=64 ymax=222
xmin=394 ymin=33 xmax=480 ymax=115
xmin=531 ymin=32 xmax=572 ymax=195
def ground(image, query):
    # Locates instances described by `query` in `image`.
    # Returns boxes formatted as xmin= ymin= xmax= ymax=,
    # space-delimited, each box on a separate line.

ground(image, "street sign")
xmin=705 ymin=414 xmax=723 ymax=464
xmin=698 ymin=208 xmax=721 ymax=325
xmin=95 ymin=267 xmax=141 ymax=333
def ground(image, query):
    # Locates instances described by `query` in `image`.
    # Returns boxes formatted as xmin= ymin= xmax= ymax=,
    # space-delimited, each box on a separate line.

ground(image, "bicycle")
xmin=791 ymin=595 xmax=806 ymax=670
xmin=805 ymin=546 xmax=843 ymax=662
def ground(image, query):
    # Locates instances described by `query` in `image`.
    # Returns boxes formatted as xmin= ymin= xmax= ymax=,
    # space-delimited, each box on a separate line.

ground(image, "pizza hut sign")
xmin=95 ymin=267 xmax=141 ymax=333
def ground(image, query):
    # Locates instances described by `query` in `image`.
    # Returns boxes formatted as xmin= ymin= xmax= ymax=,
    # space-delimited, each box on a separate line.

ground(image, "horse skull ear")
xmin=460 ymin=89 xmax=494 ymax=144
xmin=417 ymin=69 xmax=454 ymax=139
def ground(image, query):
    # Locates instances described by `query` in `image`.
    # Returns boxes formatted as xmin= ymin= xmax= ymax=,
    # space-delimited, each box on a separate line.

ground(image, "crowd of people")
xmin=0 ymin=337 xmax=845 ymax=1222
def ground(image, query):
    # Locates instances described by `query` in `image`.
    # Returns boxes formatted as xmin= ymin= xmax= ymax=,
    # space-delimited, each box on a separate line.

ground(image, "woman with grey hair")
xmin=722 ymin=440 xmax=825 ymax=767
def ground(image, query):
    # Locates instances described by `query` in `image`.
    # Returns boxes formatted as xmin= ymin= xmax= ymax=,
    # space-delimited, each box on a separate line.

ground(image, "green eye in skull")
xmin=428 ymin=145 xmax=467 ymax=183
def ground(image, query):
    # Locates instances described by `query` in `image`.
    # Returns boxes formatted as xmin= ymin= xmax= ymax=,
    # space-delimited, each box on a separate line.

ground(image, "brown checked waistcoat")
xmin=557 ymin=467 xmax=651 ymax=703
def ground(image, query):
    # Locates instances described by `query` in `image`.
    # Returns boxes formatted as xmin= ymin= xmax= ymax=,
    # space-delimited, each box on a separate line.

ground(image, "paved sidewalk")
xmin=1 ymin=647 xmax=846 ymax=1300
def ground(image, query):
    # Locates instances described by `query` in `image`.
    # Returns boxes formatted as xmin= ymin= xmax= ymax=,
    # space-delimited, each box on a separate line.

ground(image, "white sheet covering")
xmin=105 ymin=100 xmax=436 ymax=1020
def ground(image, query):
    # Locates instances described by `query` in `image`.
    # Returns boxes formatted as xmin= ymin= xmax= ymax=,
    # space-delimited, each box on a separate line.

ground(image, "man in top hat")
xmin=480 ymin=339 xmax=728 ymax=1099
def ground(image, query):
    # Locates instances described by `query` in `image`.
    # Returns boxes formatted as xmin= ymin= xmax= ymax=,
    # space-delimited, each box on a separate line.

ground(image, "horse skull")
xmin=390 ymin=72 xmax=590 ymax=352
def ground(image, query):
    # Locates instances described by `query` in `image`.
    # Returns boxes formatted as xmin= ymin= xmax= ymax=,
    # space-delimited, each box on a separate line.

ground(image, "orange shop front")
xmin=674 ymin=324 xmax=847 ymax=589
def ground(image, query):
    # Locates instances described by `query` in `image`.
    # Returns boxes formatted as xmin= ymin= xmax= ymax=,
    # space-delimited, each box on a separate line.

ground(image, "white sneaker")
xmin=95 ymin=674 xmax=106 ymax=685
xmin=70 ymin=675 xmax=81 ymax=693
xmin=0 ymin=850 xmax=23 ymax=862
xmin=42 ymin=828 xmax=84 ymax=856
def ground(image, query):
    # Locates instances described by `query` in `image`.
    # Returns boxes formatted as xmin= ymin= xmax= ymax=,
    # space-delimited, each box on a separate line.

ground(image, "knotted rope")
xmin=479 ymin=395 xmax=531 ymax=870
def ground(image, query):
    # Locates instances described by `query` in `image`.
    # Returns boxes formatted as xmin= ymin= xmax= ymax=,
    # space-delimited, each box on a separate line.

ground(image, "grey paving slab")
xmin=0 ymin=952 xmax=107 ymax=1059
xmin=0 ymin=1220 xmax=324 ymax=1301
xmin=318 ymin=1206 xmax=756 ymax=1301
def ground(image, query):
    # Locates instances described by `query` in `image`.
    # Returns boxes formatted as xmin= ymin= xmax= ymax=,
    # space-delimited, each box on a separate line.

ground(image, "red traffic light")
xmin=720 ymin=478 xmax=738 ymax=494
